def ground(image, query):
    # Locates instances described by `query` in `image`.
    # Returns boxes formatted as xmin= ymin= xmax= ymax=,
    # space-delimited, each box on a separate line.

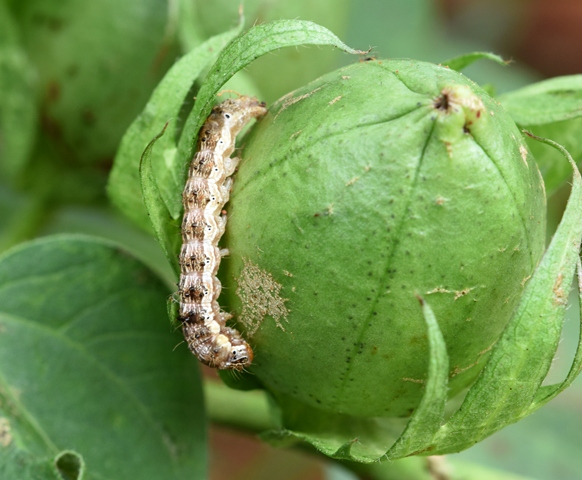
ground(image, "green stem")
xmin=203 ymin=380 xmax=275 ymax=433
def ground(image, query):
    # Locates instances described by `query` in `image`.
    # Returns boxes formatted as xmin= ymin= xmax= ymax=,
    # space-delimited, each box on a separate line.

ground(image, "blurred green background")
xmin=2 ymin=0 xmax=581 ymax=479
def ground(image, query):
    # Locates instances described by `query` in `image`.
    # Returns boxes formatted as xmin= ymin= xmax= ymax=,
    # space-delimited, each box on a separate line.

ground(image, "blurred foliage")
xmin=0 ymin=236 xmax=206 ymax=480
xmin=8 ymin=0 xmax=175 ymax=164
xmin=185 ymin=0 xmax=352 ymax=102
xmin=1 ymin=0 xmax=581 ymax=479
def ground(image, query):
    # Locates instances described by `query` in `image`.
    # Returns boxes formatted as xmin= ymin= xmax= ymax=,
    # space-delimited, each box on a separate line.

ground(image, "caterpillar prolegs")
xmin=178 ymin=96 xmax=267 ymax=370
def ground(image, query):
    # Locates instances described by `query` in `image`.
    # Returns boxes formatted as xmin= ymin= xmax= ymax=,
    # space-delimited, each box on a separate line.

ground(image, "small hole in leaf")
xmin=55 ymin=450 xmax=84 ymax=480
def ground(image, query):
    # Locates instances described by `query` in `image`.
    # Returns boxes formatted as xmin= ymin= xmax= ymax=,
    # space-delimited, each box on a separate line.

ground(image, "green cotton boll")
xmin=221 ymin=59 xmax=547 ymax=418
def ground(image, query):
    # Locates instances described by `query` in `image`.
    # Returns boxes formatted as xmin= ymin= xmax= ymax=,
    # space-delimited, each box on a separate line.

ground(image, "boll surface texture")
xmin=222 ymin=59 xmax=546 ymax=418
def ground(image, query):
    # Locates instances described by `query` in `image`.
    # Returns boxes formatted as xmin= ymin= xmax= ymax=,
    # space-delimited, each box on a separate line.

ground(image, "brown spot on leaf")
xmin=46 ymin=81 xmax=60 ymax=102
xmin=402 ymin=377 xmax=425 ymax=384
xmin=451 ymin=342 xmax=495 ymax=377
xmin=426 ymin=286 xmax=476 ymax=300
xmin=435 ymin=195 xmax=447 ymax=206
xmin=328 ymin=95 xmax=342 ymax=105
xmin=274 ymin=87 xmax=322 ymax=120
xmin=553 ymin=273 xmax=567 ymax=306
xmin=426 ymin=287 xmax=451 ymax=295
xmin=0 ymin=418 xmax=12 ymax=447
xmin=40 ymin=112 xmax=63 ymax=140
xmin=81 ymin=109 xmax=96 ymax=126
xmin=454 ymin=287 xmax=474 ymax=300
xmin=345 ymin=176 xmax=359 ymax=186
xmin=290 ymin=130 xmax=302 ymax=140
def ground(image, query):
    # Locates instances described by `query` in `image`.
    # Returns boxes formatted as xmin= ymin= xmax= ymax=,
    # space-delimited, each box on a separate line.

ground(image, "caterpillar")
xmin=178 ymin=96 xmax=267 ymax=370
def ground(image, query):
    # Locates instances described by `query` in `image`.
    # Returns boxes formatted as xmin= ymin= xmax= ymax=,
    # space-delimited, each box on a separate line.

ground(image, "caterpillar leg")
xmin=224 ymin=156 xmax=240 ymax=177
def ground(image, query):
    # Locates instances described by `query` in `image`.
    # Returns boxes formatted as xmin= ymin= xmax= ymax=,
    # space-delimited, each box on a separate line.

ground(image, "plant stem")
xmin=204 ymin=379 xmax=275 ymax=433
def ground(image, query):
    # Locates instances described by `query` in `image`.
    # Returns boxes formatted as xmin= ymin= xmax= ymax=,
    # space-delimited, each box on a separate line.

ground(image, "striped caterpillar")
xmin=178 ymin=96 xmax=267 ymax=370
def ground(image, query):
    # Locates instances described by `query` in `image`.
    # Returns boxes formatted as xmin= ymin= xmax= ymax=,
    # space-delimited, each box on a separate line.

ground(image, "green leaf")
xmin=386 ymin=298 xmax=448 ymax=459
xmin=176 ymin=0 xmax=205 ymax=52
xmin=139 ymin=123 xmax=181 ymax=275
xmin=193 ymin=0 xmax=353 ymax=102
xmin=441 ymin=52 xmax=507 ymax=72
xmin=108 ymin=23 xmax=244 ymax=231
xmin=0 ymin=235 xmax=206 ymax=479
xmin=521 ymin=118 xmax=582 ymax=196
xmin=37 ymin=203 xmax=175 ymax=287
xmin=0 ymin=3 xmax=37 ymax=181
xmin=0 ymin=447 xmax=62 ymax=480
xmin=9 ymin=0 xmax=175 ymax=164
xmin=499 ymin=76 xmax=582 ymax=126
xmin=499 ymin=76 xmax=582 ymax=194
xmin=136 ymin=20 xmax=363 ymax=263
xmin=259 ymin=392 xmax=407 ymax=462
xmin=167 ymin=20 xmax=365 ymax=231
xmin=524 ymin=226 xmax=582 ymax=410
xmin=430 ymin=134 xmax=582 ymax=454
